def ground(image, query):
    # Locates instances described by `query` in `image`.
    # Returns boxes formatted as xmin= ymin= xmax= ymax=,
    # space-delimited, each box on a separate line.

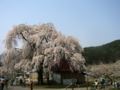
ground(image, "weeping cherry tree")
xmin=0 ymin=23 xmax=85 ymax=84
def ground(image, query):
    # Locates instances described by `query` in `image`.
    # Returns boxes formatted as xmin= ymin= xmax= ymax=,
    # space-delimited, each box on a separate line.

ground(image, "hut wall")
xmin=52 ymin=72 xmax=85 ymax=84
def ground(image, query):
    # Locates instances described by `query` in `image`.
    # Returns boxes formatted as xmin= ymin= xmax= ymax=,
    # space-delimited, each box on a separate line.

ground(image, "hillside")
xmin=82 ymin=40 xmax=120 ymax=65
xmin=0 ymin=55 xmax=2 ymax=66
xmin=0 ymin=54 xmax=1 ymax=60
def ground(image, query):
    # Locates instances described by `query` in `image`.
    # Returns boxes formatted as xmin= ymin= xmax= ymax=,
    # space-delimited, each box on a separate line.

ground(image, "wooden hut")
xmin=51 ymin=60 xmax=85 ymax=85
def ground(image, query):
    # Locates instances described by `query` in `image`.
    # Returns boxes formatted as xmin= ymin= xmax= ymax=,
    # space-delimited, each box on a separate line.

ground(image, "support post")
xmin=30 ymin=81 xmax=33 ymax=90
xmin=87 ymin=75 xmax=88 ymax=90
xmin=72 ymin=78 xmax=74 ymax=90
xmin=71 ymin=72 xmax=75 ymax=90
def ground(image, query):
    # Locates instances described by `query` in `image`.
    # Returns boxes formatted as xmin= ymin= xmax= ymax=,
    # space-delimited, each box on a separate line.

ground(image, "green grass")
xmin=109 ymin=88 xmax=120 ymax=90
xmin=116 ymin=78 xmax=120 ymax=82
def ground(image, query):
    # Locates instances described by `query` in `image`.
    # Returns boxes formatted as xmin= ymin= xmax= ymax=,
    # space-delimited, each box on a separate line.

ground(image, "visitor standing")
xmin=94 ymin=79 xmax=98 ymax=90
xmin=22 ymin=78 xmax=26 ymax=87
xmin=99 ymin=76 xmax=105 ymax=89
xmin=10 ymin=78 xmax=14 ymax=86
xmin=5 ymin=76 xmax=9 ymax=89
xmin=19 ymin=78 xmax=23 ymax=86
xmin=0 ymin=76 xmax=5 ymax=90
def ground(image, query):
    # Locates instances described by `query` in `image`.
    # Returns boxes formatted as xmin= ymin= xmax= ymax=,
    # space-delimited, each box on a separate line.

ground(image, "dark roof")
xmin=51 ymin=60 xmax=83 ymax=72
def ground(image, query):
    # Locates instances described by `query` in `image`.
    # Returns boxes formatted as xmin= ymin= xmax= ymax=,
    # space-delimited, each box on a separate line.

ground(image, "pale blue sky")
xmin=0 ymin=0 xmax=120 ymax=54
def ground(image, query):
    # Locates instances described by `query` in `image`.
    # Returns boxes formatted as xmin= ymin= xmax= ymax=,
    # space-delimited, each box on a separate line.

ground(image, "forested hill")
xmin=0 ymin=54 xmax=1 ymax=60
xmin=82 ymin=40 xmax=120 ymax=65
xmin=0 ymin=55 xmax=2 ymax=66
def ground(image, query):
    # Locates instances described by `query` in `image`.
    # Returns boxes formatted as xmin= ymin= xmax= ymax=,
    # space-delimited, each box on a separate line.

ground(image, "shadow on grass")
xmin=27 ymin=84 xmax=87 ymax=89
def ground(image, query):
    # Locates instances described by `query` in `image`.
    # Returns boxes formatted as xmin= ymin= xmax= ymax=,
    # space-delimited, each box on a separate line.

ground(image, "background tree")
xmin=87 ymin=60 xmax=120 ymax=80
xmin=0 ymin=23 xmax=86 ymax=85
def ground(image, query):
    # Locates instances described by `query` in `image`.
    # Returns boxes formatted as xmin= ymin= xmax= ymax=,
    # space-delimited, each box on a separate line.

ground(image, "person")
xmin=94 ymin=79 xmax=98 ymax=90
xmin=19 ymin=78 xmax=23 ymax=86
xmin=99 ymin=76 xmax=105 ymax=88
xmin=108 ymin=79 xmax=113 ymax=88
xmin=0 ymin=76 xmax=5 ymax=90
xmin=5 ymin=76 xmax=9 ymax=89
xmin=114 ymin=80 xmax=120 ymax=88
xmin=22 ymin=78 xmax=26 ymax=87
xmin=116 ymin=81 xmax=120 ymax=88
xmin=10 ymin=78 xmax=14 ymax=86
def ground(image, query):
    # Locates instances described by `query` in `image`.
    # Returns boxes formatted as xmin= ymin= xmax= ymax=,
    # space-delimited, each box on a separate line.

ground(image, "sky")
xmin=0 ymin=0 xmax=120 ymax=54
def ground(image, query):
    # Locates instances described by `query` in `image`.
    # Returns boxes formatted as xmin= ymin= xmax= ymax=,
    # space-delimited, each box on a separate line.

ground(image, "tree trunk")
xmin=47 ymin=73 xmax=49 ymax=85
xmin=37 ymin=68 xmax=44 ymax=85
